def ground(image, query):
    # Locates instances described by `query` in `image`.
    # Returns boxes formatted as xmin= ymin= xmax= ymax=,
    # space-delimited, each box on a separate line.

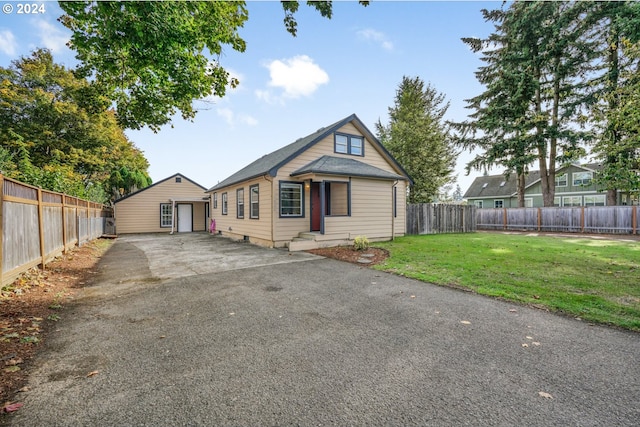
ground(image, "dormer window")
xmin=334 ymin=133 xmax=364 ymax=156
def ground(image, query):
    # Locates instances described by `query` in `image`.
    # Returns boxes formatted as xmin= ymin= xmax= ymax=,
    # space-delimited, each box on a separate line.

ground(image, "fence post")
xmin=0 ymin=174 xmax=3 ymax=285
xmin=537 ymin=208 xmax=541 ymax=232
xmin=580 ymin=206 xmax=585 ymax=233
xmin=503 ymin=208 xmax=507 ymax=230
xmin=633 ymin=206 xmax=638 ymax=235
xmin=37 ymin=187 xmax=46 ymax=269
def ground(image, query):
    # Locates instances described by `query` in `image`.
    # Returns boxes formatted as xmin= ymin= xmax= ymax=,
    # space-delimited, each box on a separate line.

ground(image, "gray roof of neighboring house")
xmin=206 ymin=114 xmax=411 ymax=192
xmin=463 ymin=163 xmax=603 ymax=199
xmin=291 ymin=155 xmax=406 ymax=180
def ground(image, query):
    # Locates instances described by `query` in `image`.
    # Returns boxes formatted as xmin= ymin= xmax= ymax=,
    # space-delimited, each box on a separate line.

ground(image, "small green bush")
xmin=353 ymin=235 xmax=370 ymax=251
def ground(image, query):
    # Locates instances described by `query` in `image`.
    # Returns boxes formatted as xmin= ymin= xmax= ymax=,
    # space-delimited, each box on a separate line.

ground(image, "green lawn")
xmin=373 ymin=233 xmax=640 ymax=331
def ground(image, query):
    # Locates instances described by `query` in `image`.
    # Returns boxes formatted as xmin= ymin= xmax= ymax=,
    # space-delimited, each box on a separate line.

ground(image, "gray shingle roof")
xmin=207 ymin=114 xmax=411 ymax=191
xmin=291 ymin=155 xmax=406 ymax=180
xmin=114 ymin=173 xmax=207 ymax=204
xmin=463 ymin=163 xmax=603 ymax=198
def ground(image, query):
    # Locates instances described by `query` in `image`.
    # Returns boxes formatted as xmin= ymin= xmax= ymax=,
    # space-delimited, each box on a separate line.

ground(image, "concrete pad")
xmin=118 ymin=232 xmax=321 ymax=279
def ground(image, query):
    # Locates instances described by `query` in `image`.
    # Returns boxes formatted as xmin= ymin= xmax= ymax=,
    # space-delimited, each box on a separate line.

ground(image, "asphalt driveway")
xmin=9 ymin=233 xmax=640 ymax=426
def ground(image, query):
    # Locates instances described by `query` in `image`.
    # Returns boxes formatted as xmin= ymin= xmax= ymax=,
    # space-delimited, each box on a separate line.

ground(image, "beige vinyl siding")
xmin=210 ymin=177 xmax=273 ymax=243
xmin=115 ymin=176 xmax=208 ymax=234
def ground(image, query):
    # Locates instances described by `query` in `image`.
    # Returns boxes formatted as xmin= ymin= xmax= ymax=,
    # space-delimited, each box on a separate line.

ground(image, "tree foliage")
xmin=58 ymin=1 xmax=368 ymax=131
xmin=456 ymin=1 xmax=638 ymax=206
xmin=0 ymin=49 xmax=151 ymax=203
xmin=376 ymin=76 xmax=456 ymax=204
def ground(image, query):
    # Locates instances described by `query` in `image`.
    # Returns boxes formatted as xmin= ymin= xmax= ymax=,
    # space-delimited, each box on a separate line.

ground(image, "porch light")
xmin=305 ymin=182 xmax=310 ymax=190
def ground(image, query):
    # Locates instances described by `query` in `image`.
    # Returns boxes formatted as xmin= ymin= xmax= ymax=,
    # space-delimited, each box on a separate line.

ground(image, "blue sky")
xmin=0 ymin=1 xmax=502 ymax=194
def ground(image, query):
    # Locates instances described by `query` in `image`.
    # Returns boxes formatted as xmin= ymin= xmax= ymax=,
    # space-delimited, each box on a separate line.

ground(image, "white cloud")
xmin=216 ymin=108 xmax=258 ymax=127
xmin=0 ymin=30 xmax=17 ymax=56
xmin=33 ymin=19 xmax=70 ymax=53
xmin=260 ymin=55 xmax=329 ymax=101
xmin=356 ymin=28 xmax=394 ymax=51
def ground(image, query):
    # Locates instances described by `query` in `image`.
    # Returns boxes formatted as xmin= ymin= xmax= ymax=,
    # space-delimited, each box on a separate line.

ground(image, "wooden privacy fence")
xmin=476 ymin=206 xmax=639 ymax=234
xmin=1 ymin=174 xmax=111 ymax=287
xmin=406 ymin=204 xmax=477 ymax=235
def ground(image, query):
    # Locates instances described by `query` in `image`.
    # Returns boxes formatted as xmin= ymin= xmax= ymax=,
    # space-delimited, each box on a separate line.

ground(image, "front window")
xmin=250 ymin=185 xmax=259 ymax=219
xmin=237 ymin=188 xmax=244 ymax=219
xmin=334 ymin=133 xmax=364 ymax=156
xmin=324 ymin=181 xmax=350 ymax=216
xmin=494 ymin=200 xmax=504 ymax=208
xmin=222 ymin=193 xmax=228 ymax=215
xmin=160 ymin=203 xmax=172 ymax=227
xmin=280 ymin=182 xmax=303 ymax=217
xmin=573 ymin=171 xmax=593 ymax=186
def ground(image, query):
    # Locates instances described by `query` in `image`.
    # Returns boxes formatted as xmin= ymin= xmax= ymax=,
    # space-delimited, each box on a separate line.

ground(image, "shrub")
xmin=353 ymin=235 xmax=370 ymax=251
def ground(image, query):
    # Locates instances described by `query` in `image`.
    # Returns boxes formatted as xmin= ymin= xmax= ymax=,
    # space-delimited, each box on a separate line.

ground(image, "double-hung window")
xmin=280 ymin=182 xmax=303 ymax=217
xmin=555 ymin=173 xmax=568 ymax=187
xmin=334 ymin=133 xmax=364 ymax=156
xmin=573 ymin=171 xmax=593 ymax=186
xmin=237 ymin=188 xmax=244 ymax=219
xmin=250 ymin=185 xmax=259 ymax=219
xmin=221 ymin=193 xmax=228 ymax=215
xmin=160 ymin=203 xmax=172 ymax=228
xmin=213 ymin=193 xmax=218 ymax=209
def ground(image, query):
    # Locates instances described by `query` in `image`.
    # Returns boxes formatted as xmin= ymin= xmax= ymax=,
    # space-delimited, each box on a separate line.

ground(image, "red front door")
xmin=311 ymin=182 xmax=321 ymax=231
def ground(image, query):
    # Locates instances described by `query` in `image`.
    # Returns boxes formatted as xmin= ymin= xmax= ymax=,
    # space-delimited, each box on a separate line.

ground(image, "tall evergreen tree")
xmin=376 ymin=76 xmax=456 ymax=203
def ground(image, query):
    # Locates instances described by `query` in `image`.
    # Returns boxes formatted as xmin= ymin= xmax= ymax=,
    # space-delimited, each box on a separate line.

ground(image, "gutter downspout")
xmin=391 ymin=180 xmax=398 ymax=240
xmin=170 ymin=199 xmax=176 ymax=234
xmin=263 ymin=174 xmax=274 ymax=245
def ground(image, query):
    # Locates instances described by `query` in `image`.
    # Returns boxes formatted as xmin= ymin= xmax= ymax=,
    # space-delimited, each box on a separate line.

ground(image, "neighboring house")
xmin=464 ymin=163 xmax=634 ymax=208
xmin=207 ymin=114 xmax=412 ymax=250
xmin=464 ymin=164 xmax=637 ymax=208
xmin=114 ymin=173 xmax=210 ymax=234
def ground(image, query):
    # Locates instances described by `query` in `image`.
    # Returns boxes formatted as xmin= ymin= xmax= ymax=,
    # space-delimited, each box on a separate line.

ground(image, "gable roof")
xmin=464 ymin=163 xmax=603 ymax=199
xmin=114 ymin=173 xmax=207 ymax=204
xmin=291 ymin=155 xmax=407 ymax=180
xmin=207 ymin=114 xmax=411 ymax=192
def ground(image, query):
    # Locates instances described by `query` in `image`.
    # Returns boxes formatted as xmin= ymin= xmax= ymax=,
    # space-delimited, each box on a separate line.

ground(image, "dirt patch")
xmin=0 ymin=239 xmax=112 ymax=413
xmin=307 ymin=246 xmax=389 ymax=265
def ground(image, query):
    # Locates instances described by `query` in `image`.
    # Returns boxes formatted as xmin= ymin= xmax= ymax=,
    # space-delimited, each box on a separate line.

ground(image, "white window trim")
xmin=494 ymin=199 xmax=504 ymax=208
xmin=160 ymin=203 xmax=173 ymax=228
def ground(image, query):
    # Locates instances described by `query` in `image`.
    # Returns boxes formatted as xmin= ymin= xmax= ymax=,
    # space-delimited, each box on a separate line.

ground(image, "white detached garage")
xmin=114 ymin=173 xmax=209 ymax=234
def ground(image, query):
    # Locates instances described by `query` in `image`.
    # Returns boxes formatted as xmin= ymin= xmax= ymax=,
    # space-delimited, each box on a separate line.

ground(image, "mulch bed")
xmin=307 ymin=246 xmax=389 ymax=265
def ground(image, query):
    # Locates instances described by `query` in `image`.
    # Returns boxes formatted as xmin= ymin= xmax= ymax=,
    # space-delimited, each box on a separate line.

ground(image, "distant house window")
xmin=237 ymin=188 xmax=244 ymax=219
xmin=573 ymin=171 xmax=593 ymax=186
xmin=563 ymin=196 xmax=582 ymax=207
xmin=175 ymin=177 xmax=182 ymax=183
xmin=324 ymin=181 xmax=350 ymax=216
xmin=524 ymin=198 xmax=533 ymax=208
xmin=334 ymin=133 xmax=364 ymax=156
xmin=280 ymin=182 xmax=303 ymax=217
xmin=160 ymin=203 xmax=172 ymax=227
xmin=250 ymin=185 xmax=259 ymax=219
xmin=555 ymin=173 xmax=568 ymax=187
xmin=494 ymin=200 xmax=504 ymax=208
xmin=222 ymin=193 xmax=228 ymax=215
xmin=213 ymin=193 xmax=218 ymax=209
xmin=474 ymin=200 xmax=483 ymax=208
xmin=553 ymin=197 xmax=561 ymax=207
xmin=585 ymin=195 xmax=606 ymax=206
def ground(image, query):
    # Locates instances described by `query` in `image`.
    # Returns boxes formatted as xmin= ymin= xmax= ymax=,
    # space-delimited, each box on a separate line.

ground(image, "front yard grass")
xmin=374 ymin=233 xmax=640 ymax=331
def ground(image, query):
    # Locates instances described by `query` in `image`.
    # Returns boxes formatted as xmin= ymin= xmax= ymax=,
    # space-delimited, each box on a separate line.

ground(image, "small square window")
xmin=175 ymin=177 xmax=182 ymax=183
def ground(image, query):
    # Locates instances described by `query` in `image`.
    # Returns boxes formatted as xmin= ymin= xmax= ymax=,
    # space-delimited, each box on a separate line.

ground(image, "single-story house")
xmin=114 ymin=173 xmax=210 ymax=234
xmin=464 ymin=163 xmax=635 ymax=208
xmin=207 ymin=114 xmax=412 ymax=250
